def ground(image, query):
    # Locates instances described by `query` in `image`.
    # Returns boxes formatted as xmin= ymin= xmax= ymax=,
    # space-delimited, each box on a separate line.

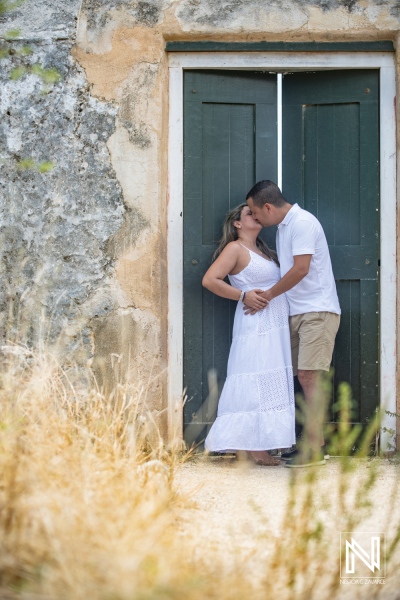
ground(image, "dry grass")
xmin=0 ymin=345 xmax=399 ymax=600
xmin=0 ymin=344 xmax=238 ymax=600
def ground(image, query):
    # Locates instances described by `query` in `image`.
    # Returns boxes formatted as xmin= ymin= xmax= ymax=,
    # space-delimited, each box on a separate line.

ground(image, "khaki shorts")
xmin=290 ymin=311 xmax=340 ymax=375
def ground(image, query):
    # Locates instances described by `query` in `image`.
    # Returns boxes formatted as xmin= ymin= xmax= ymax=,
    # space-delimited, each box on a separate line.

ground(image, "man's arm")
xmin=264 ymin=254 xmax=312 ymax=300
xmin=244 ymin=254 xmax=312 ymax=314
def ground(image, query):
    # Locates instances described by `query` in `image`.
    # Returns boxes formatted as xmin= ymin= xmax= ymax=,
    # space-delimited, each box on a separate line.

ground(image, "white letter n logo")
xmin=345 ymin=537 xmax=380 ymax=574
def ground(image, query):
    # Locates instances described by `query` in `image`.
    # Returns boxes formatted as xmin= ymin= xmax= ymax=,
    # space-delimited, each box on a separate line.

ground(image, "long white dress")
xmin=204 ymin=246 xmax=296 ymax=452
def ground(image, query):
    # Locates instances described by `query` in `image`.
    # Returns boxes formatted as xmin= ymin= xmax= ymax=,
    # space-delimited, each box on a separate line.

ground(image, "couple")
xmin=203 ymin=180 xmax=341 ymax=468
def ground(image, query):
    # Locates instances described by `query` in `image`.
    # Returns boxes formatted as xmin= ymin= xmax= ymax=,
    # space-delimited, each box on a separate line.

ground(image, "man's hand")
xmin=243 ymin=288 xmax=273 ymax=315
xmin=262 ymin=289 xmax=274 ymax=303
xmin=242 ymin=289 xmax=269 ymax=313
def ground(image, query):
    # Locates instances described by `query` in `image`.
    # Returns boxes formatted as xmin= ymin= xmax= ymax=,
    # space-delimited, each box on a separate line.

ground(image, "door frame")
xmin=167 ymin=51 xmax=397 ymax=451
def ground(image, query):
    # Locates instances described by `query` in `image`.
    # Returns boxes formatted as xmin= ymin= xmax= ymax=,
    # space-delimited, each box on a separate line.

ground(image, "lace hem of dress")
xmin=222 ymin=368 xmax=295 ymax=413
xmin=256 ymin=366 xmax=295 ymax=412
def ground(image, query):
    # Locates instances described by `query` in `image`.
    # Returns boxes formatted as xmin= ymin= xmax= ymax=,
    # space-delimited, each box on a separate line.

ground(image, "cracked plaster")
xmin=175 ymin=0 xmax=400 ymax=34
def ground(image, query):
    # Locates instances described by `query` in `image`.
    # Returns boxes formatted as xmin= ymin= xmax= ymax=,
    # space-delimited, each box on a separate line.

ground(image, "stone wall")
xmin=0 ymin=0 xmax=399 ymax=441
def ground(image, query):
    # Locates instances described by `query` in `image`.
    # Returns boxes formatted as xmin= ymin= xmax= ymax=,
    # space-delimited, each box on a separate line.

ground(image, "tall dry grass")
xmin=0 ymin=344 xmax=250 ymax=600
xmin=0 ymin=345 xmax=399 ymax=600
xmin=263 ymin=380 xmax=400 ymax=598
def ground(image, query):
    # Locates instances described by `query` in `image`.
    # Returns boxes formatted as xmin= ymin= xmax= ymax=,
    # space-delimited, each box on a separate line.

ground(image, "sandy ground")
xmin=174 ymin=455 xmax=400 ymax=600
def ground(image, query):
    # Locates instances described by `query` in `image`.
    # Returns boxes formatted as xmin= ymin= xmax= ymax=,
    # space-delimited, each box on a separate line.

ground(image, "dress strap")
xmin=238 ymin=242 xmax=272 ymax=262
xmin=239 ymin=243 xmax=261 ymax=258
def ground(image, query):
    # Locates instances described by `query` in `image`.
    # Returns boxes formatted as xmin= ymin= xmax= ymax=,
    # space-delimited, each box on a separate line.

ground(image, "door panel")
xmin=303 ymin=102 xmax=361 ymax=246
xmin=183 ymin=70 xmax=278 ymax=446
xmin=202 ymin=103 xmax=255 ymax=245
xmin=282 ymin=70 xmax=379 ymax=424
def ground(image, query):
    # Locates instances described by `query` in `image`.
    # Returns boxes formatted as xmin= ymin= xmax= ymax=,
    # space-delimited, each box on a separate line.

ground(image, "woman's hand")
xmin=243 ymin=289 xmax=269 ymax=312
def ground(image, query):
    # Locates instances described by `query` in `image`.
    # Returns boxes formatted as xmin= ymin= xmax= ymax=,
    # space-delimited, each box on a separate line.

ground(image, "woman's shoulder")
xmin=221 ymin=240 xmax=242 ymax=255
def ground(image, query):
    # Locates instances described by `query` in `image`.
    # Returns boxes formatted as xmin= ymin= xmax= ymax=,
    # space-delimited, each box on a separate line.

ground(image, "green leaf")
xmin=17 ymin=158 xmax=35 ymax=170
xmin=31 ymin=64 xmax=61 ymax=85
xmin=18 ymin=45 xmax=32 ymax=56
xmin=10 ymin=65 xmax=26 ymax=79
xmin=42 ymin=68 xmax=61 ymax=85
xmin=38 ymin=161 xmax=55 ymax=173
xmin=4 ymin=28 xmax=20 ymax=39
xmin=16 ymin=159 xmax=55 ymax=173
xmin=0 ymin=0 xmax=25 ymax=15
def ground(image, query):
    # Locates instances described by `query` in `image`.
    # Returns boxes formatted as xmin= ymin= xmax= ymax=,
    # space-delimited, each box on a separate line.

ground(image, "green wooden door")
xmin=183 ymin=70 xmax=277 ymax=447
xmin=282 ymin=70 xmax=379 ymax=426
xmin=183 ymin=69 xmax=380 ymax=448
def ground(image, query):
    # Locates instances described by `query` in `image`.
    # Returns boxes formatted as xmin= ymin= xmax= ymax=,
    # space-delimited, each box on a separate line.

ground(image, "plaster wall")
xmin=0 ymin=0 xmax=399 ymax=442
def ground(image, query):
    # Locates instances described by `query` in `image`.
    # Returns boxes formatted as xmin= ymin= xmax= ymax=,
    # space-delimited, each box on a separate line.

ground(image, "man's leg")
xmin=285 ymin=312 xmax=340 ymax=466
xmin=289 ymin=315 xmax=300 ymax=444
xmin=297 ymin=369 xmax=325 ymax=452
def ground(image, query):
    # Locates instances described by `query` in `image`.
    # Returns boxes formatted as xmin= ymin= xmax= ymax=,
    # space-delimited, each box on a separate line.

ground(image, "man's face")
xmin=247 ymin=197 xmax=274 ymax=227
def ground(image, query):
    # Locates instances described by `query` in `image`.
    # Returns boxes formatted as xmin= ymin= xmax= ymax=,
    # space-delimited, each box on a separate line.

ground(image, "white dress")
xmin=204 ymin=246 xmax=296 ymax=452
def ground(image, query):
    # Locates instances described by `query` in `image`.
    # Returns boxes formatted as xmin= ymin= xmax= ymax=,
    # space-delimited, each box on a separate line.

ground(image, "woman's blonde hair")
xmin=213 ymin=203 xmax=279 ymax=265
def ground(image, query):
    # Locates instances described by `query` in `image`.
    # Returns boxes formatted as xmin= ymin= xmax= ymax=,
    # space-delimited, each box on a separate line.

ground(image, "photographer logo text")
xmin=340 ymin=532 xmax=386 ymax=584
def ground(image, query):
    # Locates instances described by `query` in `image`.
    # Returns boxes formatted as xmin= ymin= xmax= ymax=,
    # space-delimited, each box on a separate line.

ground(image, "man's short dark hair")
xmin=246 ymin=180 xmax=287 ymax=208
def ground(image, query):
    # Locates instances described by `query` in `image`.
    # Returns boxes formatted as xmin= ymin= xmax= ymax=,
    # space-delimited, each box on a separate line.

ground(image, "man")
xmin=245 ymin=180 xmax=341 ymax=468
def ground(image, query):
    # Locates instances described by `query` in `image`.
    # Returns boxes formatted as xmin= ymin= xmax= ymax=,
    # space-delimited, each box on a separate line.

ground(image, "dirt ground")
xmin=174 ymin=455 xmax=400 ymax=599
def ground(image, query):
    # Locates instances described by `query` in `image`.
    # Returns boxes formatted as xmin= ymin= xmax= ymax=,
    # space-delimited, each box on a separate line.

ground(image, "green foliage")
xmin=0 ymin=0 xmax=24 ymax=58
xmin=4 ymin=28 xmax=20 ymax=39
xmin=17 ymin=159 xmax=55 ymax=173
xmin=8 ymin=63 xmax=61 ymax=85
xmin=17 ymin=45 xmax=32 ymax=56
xmin=382 ymin=409 xmax=400 ymax=453
xmin=264 ymin=378 xmax=400 ymax=598
xmin=1 ymin=0 xmax=60 ymax=88
xmin=0 ymin=0 xmax=24 ymax=14
xmin=37 ymin=161 xmax=55 ymax=173
xmin=9 ymin=65 xmax=26 ymax=79
xmin=1 ymin=0 xmax=60 ymax=173
xmin=31 ymin=64 xmax=61 ymax=85
xmin=329 ymin=382 xmax=365 ymax=459
xmin=17 ymin=159 xmax=35 ymax=170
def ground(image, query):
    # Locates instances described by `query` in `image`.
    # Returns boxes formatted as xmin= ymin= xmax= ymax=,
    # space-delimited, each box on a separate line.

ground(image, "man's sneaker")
xmin=280 ymin=448 xmax=299 ymax=461
xmin=281 ymin=446 xmax=330 ymax=461
xmin=285 ymin=451 xmax=326 ymax=468
xmin=321 ymin=444 xmax=330 ymax=460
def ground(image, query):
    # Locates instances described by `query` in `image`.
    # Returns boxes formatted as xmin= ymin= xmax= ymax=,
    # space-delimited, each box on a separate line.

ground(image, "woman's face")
xmin=236 ymin=205 xmax=263 ymax=232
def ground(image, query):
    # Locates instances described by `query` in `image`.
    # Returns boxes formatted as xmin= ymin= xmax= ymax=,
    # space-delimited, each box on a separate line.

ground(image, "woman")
xmin=202 ymin=203 xmax=295 ymax=466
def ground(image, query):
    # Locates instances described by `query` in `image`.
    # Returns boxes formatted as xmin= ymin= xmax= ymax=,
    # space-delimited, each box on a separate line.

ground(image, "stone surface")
xmin=175 ymin=0 xmax=400 ymax=33
xmin=82 ymin=0 xmax=169 ymax=32
xmin=0 ymin=39 xmax=134 ymax=365
xmin=0 ymin=0 xmax=82 ymax=39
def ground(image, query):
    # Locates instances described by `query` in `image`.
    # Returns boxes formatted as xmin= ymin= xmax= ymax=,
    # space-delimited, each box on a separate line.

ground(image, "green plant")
xmin=1 ymin=0 xmax=60 ymax=172
xmin=382 ymin=409 xmax=400 ymax=454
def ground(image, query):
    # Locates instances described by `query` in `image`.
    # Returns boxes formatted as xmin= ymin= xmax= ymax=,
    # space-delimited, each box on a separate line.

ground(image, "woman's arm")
xmin=202 ymin=243 xmax=268 ymax=310
xmin=202 ymin=243 xmax=242 ymax=300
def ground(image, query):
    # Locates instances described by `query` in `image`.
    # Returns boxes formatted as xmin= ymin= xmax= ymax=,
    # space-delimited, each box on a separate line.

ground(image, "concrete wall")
xmin=0 ymin=0 xmax=399 ymax=442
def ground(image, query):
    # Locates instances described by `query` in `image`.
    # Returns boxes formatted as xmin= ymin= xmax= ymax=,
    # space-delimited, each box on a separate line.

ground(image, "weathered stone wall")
xmin=0 ymin=39 xmax=126 ymax=353
xmin=1 ymin=0 xmax=399 ymax=441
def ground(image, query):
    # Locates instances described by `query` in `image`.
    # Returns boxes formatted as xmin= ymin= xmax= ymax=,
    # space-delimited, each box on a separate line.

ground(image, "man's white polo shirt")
xmin=276 ymin=203 xmax=341 ymax=317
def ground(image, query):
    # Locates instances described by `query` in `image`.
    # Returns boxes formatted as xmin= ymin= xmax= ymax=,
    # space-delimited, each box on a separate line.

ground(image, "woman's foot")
xmin=249 ymin=450 xmax=281 ymax=466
